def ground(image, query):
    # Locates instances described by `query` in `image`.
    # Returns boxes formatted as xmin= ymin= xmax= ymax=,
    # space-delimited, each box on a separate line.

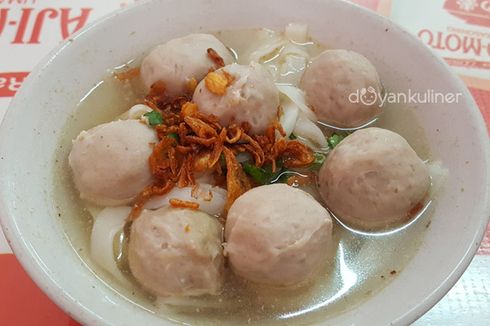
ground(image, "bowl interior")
xmin=0 ymin=0 xmax=489 ymax=325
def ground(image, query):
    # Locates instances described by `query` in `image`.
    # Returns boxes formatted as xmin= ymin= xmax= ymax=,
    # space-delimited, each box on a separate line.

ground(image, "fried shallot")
xmin=129 ymin=82 xmax=314 ymax=221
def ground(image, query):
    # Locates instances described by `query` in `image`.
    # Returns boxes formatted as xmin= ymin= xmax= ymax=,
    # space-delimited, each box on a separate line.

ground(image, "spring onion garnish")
xmin=144 ymin=110 xmax=163 ymax=126
xmin=327 ymin=133 xmax=346 ymax=149
xmin=243 ymin=160 xmax=283 ymax=185
xmin=167 ymin=132 xmax=179 ymax=142
xmin=310 ymin=152 xmax=326 ymax=170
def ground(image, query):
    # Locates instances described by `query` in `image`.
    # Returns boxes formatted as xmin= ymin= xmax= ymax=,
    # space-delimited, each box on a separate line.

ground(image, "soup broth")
xmin=53 ymin=28 xmax=433 ymax=325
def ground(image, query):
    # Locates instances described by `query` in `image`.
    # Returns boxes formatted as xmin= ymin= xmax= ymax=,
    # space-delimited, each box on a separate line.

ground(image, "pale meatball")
xmin=225 ymin=184 xmax=333 ymax=286
xmin=68 ymin=120 xmax=156 ymax=206
xmin=140 ymin=33 xmax=234 ymax=97
xmin=128 ymin=207 xmax=224 ymax=297
xmin=193 ymin=63 xmax=279 ymax=134
xmin=301 ymin=49 xmax=383 ymax=128
xmin=318 ymin=127 xmax=430 ymax=230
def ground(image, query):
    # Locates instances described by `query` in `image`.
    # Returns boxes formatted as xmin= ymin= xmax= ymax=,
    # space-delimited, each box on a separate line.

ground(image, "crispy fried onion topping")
xmin=129 ymin=83 xmax=314 ymax=220
xmin=207 ymin=48 xmax=226 ymax=68
xmin=114 ymin=67 xmax=140 ymax=81
xmin=204 ymin=70 xmax=234 ymax=96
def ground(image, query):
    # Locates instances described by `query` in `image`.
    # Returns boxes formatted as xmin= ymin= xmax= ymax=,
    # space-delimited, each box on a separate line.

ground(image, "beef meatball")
xmin=128 ymin=207 xmax=224 ymax=297
xmin=225 ymin=184 xmax=333 ymax=286
xmin=141 ymin=33 xmax=234 ymax=97
xmin=193 ymin=63 xmax=279 ymax=135
xmin=301 ymin=49 xmax=382 ymax=128
xmin=69 ymin=120 xmax=156 ymax=206
xmin=318 ymin=127 xmax=430 ymax=229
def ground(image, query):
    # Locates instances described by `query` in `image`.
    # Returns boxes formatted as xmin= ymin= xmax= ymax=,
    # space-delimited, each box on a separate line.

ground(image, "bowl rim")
xmin=0 ymin=0 xmax=489 ymax=325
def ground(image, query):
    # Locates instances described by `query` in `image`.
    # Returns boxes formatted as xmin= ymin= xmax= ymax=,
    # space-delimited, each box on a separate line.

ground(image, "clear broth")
xmin=53 ymin=28 xmax=432 ymax=325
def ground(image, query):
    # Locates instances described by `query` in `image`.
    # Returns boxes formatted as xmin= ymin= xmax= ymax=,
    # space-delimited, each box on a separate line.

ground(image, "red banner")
xmin=0 ymin=72 xmax=29 ymax=97
xmin=444 ymin=0 xmax=490 ymax=28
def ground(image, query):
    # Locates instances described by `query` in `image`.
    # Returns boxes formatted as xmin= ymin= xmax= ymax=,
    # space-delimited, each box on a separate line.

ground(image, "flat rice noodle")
xmin=279 ymin=96 xmax=299 ymax=138
xmin=276 ymin=84 xmax=317 ymax=121
xmin=145 ymin=184 xmax=227 ymax=216
xmin=284 ymin=23 xmax=308 ymax=43
xmin=91 ymin=206 xmax=131 ymax=284
xmin=293 ymin=112 xmax=328 ymax=149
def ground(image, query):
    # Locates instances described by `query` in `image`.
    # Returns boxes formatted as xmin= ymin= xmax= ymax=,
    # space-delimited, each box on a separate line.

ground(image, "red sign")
xmin=444 ymin=0 xmax=490 ymax=28
xmin=0 ymin=72 xmax=29 ymax=97
xmin=0 ymin=7 xmax=92 ymax=44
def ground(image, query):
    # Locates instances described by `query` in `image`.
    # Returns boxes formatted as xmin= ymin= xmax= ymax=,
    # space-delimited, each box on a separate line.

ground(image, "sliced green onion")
xmin=310 ymin=152 xmax=326 ymax=170
xmin=327 ymin=133 xmax=346 ymax=149
xmin=243 ymin=163 xmax=270 ymax=184
xmin=167 ymin=132 xmax=179 ymax=142
xmin=243 ymin=160 xmax=283 ymax=185
xmin=144 ymin=110 xmax=163 ymax=126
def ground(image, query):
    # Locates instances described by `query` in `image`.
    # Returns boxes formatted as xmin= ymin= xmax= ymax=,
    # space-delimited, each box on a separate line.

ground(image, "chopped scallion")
xmin=310 ymin=152 xmax=326 ymax=170
xmin=167 ymin=132 xmax=179 ymax=142
xmin=144 ymin=110 xmax=163 ymax=126
xmin=327 ymin=133 xmax=346 ymax=149
xmin=243 ymin=160 xmax=283 ymax=185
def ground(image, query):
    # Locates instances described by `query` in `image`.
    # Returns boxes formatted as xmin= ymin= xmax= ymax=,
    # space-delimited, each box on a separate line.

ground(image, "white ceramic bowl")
xmin=0 ymin=0 xmax=489 ymax=325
